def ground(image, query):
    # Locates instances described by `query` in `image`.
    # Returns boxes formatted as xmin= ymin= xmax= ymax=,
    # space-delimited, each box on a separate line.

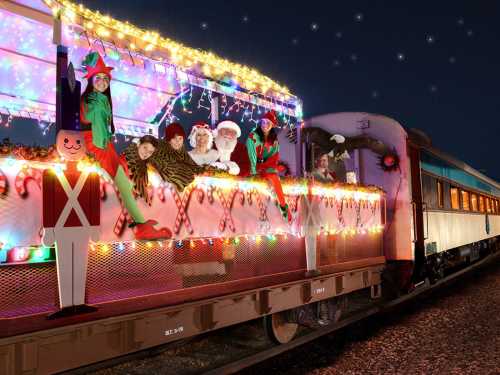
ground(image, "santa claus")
xmin=213 ymin=120 xmax=250 ymax=177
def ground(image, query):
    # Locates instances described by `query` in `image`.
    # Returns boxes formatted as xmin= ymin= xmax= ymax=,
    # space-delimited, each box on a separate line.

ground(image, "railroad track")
xmin=68 ymin=251 xmax=499 ymax=375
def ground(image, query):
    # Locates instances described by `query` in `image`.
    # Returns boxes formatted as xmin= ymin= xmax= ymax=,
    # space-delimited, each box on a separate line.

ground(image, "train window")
xmin=436 ymin=181 xmax=444 ymax=208
xmin=486 ymin=198 xmax=491 ymax=213
xmin=461 ymin=190 xmax=470 ymax=211
xmin=470 ymin=193 xmax=478 ymax=211
xmin=479 ymin=196 xmax=485 ymax=212
xmin=450 ymin=187 xmax=459 ymax=210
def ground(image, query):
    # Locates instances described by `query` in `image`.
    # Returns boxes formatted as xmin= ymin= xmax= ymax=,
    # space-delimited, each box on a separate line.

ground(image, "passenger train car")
xmin=303 ymin=112 xmax=500 ymax=288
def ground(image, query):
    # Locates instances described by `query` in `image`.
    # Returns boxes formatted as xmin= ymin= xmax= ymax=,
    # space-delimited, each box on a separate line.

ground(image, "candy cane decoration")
xmin=99 ymin=177 xmax=107 ymax=200
xmin=238 ymin=190 xmax=245 ymax=205
xmin=157 ymin=183 xmax=165 ymax=202
xmin=15 ymin=167 xmax=42 ymax=197
xmin=217 ymin=187 xmax=237 ymax=232
xmin=285 ymin=194 xmax=300 ymax=213
xmin=336 ymin=198 xmax=345 ymax=227
xmin=0 ymin=168 xmax=7 ymax=195
xmin=256 ymin=192 xmax=269 ymax=222
xmin=170 ymin=185 xmax=194 ymax=234
xmin=196 ymin=187 xmax=204 ymax=204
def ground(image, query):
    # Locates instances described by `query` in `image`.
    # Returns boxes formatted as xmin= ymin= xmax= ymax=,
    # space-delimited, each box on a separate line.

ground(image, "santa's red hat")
xmin=165 ymin=122 xmax=186 ymax=141
xmin=188 ymin=121 xmax=213 ymax=149
xmin=82 ymin=51 xmax=114 ymax=80
xmin=261 ymin=110 xmax=279 ymax=127
xmin=216 ymin=120 xmax=241 ymax=138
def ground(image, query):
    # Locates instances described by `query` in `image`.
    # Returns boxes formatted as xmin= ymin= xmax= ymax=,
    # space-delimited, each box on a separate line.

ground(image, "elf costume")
xmin=80 ymin=51 xmax=171 ymax=240
xmin=246 ymin=111 xmax=291 ymax=223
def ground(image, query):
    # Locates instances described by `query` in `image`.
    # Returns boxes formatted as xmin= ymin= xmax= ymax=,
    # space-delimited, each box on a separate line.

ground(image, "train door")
xmin=408 ymin=143 xmax=426 ymax=281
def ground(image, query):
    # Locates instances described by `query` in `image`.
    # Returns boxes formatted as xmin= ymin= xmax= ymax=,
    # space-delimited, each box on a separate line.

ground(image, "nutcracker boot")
xmin=114 ymin=166 xmax=172 ymax=240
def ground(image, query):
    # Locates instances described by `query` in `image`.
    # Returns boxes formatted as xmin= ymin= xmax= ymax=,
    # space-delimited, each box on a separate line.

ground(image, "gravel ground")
xmin=241 ymin=260 xmax=500 ymax=375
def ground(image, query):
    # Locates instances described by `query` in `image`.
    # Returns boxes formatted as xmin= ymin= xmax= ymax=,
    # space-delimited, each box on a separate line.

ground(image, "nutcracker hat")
xmin=188 ymin=121 xmax=213 ymax=149
xmin=82 ymin=51 xmax=114 ymax=80
xmin=261 ymin=110 xmax=279 ymax=127
xmin=165 ymin=122 xmax=186 ymax=141
xmin=215 ymin=120 xmax=241 ymax=138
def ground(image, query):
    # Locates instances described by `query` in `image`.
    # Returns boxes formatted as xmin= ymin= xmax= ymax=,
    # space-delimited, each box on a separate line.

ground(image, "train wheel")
xmin=263 ymin=311 xmax=298 ymax=344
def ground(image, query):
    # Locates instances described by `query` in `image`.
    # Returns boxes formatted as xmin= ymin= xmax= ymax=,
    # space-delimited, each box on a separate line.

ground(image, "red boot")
xmin=134 ymin=220 xmax=172 ymax=240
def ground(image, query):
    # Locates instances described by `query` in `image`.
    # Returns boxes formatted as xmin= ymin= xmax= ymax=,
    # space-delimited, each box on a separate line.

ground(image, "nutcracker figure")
xmin=42 ymin=61 xmax=100 ymax=318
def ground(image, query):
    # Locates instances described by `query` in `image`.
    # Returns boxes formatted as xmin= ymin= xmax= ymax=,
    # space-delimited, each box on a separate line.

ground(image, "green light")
xmin=29 ymin=246 xmax=50 ymax=263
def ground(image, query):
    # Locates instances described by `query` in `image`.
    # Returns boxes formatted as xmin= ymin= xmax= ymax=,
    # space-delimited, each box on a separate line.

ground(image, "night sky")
xmin=4 ymin=0 xmax=499 ymax=180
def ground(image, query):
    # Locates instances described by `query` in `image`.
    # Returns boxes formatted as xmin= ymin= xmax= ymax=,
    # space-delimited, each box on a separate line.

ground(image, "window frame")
xmin=470 ymin=193 xmax=478 ymax=211
xmin=436 ymin=180 xmax=444 ymax=208
xmin=450 ymin=186 xmax=460 ymax=210
xmin=461 ymin=190 xmax=470 ymax=211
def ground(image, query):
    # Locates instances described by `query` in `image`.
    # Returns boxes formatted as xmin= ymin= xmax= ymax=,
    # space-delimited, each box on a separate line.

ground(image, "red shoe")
xmin=134 ymin=221 xmax=172 ymax=240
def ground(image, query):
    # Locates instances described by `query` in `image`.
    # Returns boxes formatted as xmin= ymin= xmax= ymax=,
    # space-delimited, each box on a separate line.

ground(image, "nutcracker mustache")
xmin=64 ymin=144 xmax=82 ymax=152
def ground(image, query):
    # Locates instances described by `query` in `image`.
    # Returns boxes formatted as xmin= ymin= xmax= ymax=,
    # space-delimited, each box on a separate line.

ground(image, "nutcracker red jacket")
xmin=42 ymin=166 xmax=100 ymax=228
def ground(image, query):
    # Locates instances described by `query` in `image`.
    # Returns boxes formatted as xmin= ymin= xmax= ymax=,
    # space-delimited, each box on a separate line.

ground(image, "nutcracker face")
xmin=56 ymin=130 xmax=86 ymax=161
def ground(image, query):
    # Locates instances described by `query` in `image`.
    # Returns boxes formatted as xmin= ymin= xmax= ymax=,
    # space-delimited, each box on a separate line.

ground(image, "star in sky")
xmin=397 ymin=52 xmax=405 ymax=61
xmin=457 ymin=17 xmax=465 ymax=26
xmin=350 ymin=53 xmax=358 ymax=62
xmin=426 ymin=35 xmax=435 ymax=44
xmin=355 ymin=13 xmax=364 ymax=22
xmin=429 ymin=84 xmax=438 ymax=93
xmin=291 ymin=37 xmax=299 ymax=45
xmin=333 ymin=59 xmax=341 ymax=67
xmin=242 ymin=15 xmax=249 ymax=23
xmin=335 ymin=31 xmax=343 ymax=39
xmin=466 ymin=29 xmax=473 ymax=37
xmin=449 ymin=56 xmax=456 ymax=64
xmin=371 ymin=90 xmax=379 ymax=99
xmin=200 ymin=22 xmax=208 ymax=30
xmin=311 ymin=23 xmax=319 ymax=32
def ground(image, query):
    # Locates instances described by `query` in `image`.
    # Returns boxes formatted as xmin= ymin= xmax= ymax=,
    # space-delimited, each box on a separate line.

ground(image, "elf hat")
xmin=82 ymin=51 xmax=114 ymax=80
xmin=261 ymin=110 xmax=278 ymax=127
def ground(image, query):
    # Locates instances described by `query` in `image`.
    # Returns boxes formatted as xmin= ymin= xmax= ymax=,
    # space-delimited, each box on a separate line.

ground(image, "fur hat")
xmin=215 ymin=120 xmax=241 ymax=138
xmin=165 ymin=122 xmax=186 ymax=141
xmin=188 ymin=121 xmax=213 ymax=149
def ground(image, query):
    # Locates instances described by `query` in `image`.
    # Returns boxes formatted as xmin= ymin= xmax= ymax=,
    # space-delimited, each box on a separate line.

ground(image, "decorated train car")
xmin=0 ymin=0 xmax=385 ymax=358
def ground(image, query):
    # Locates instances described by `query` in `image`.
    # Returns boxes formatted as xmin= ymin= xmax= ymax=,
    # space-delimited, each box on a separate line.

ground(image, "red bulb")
xmin=383 ymin=155 xmax=395 ymax=167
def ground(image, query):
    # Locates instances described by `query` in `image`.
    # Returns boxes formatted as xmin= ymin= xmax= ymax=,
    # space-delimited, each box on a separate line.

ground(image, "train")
xmin=0 ymin=0 xmax=498 ymax=373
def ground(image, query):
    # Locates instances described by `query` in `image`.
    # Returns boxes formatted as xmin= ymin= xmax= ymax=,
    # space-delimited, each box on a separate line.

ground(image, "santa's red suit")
xmin=42 ymin=163 xmax=100 ymax=308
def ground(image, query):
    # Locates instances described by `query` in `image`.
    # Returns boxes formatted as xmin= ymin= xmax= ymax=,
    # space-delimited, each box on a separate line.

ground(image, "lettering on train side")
xmin=164 ymin=326 xmax=184 ymax=336
xmin=315 ymin=287 xmax=326 ymax=295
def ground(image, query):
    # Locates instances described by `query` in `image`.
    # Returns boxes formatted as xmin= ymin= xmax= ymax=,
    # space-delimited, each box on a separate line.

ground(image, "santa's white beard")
xmin=214 ymin=136 xmax=237 ymax=162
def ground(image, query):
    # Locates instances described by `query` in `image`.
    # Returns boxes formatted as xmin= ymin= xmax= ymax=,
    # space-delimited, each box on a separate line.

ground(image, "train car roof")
xmin=420 ymin=146 xmax=500 ymax=197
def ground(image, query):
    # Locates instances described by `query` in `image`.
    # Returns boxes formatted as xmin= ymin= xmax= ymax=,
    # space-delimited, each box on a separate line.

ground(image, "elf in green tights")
xmin=80 ymin=51 xmax=171 ymax=240
xmin=246 ymin=110 xmax=291 ymax=224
